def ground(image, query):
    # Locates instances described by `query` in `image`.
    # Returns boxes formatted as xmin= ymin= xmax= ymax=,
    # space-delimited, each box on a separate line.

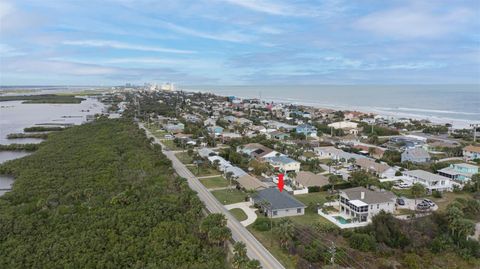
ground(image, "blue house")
xmin=207 ymin=125 xmax=224 ymax=136
xmin=438 ymin=163 xmax=479 ymax=182
xmin=295 ymin=124 xmax=317 ymax=137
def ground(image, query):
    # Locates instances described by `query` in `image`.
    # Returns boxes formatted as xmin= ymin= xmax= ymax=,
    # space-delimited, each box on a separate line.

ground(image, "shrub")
xmin=395 ymin=171 xmax=402 ymax=176
xmin=308 ymin=186 xmax=320 ymax=193
xmin=348 ymin=233 xmax=377 ymax=252
xmin=432 ymin=190 xmax=442 ymax=198
xmin=252 ymin=218 xmax=272 ymax=231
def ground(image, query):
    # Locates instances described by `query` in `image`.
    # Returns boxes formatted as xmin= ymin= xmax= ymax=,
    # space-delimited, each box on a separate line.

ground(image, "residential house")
xmin=355 ymin=158 xmax=396 ymax=179
xmin=198 ymin=148 xmax=216 ymax=158
xmin=338 ymin=187 xmax=396 ymax=223
xmin=207 ymin=156 xmax=231 ymax=171
xmin=401 ymin=148 xmax=431 ymax=163
xmin=296 ymin=124 xmax=318 ymax=138
xmin=266 ymin=120 xmax=297 ymax=132
xmin=314 ymin=146 xmax=366 ymax=162
xmin=438 ymin=163 xmax=479 ymax=182
xmin=328 ymin=121 xmax=358 ymax=129
xmin=184 ymin=114 xmax=201 ymax=123
xmin=251 ymin=187 xmax=306 ymax=218
xmin=224 ymin=165 xmax=247 ymax=178
xmin=238 ymin=143 xmax=279 ymax=159
xmin=164 ymin=122 xmax=185 ymax=134
xmin=204 ymin=118 xmax=216 ymax=126
xmin=265 ymin=156 xmax=301 ymax=173
xmin=402 ymin=170 xmax=452 ymax=192
xmin=236 ymin=174 xmax=267 ymax=191
xmin=268 ymin=130 xmax=290 ymax=140
xmin=293 ymin=171 xmax=329 ymax=189
xmin=207 ymin=125 xmax=224 ymax=136
xmin=463 ymin=145 xmax=480 ymax=161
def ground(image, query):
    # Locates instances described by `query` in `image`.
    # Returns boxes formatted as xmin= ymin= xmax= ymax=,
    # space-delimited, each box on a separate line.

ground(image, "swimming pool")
xmin=334 ymin=216 xmax=349 ymax=224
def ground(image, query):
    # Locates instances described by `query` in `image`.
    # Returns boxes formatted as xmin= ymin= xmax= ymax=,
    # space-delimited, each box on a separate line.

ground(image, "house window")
xmin=297 ymin=208 xmax=302 ymax=213
xmin=370 ymin=205 xmax=373 ymax=209
xmin=377 ymin=204 xmax=379 ymax=209
xmin=273 ymin=210 xmax=278 ymax=216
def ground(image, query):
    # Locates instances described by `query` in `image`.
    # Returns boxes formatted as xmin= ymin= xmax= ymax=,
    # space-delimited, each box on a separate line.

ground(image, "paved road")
xmin=141 ymin=124 xmax=285 ymax=269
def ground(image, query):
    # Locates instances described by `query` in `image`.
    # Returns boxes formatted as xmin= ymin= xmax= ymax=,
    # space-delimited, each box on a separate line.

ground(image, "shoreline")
xmin=183 ymin=88 xmax=477 ymax=129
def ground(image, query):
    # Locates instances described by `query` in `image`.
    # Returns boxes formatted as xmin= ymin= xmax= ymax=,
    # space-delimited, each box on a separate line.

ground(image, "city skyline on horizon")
xmin=1 ymin=0 xmax=479 ymax=85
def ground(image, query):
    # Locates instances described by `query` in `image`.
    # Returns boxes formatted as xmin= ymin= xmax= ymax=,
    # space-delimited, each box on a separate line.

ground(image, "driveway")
xmin=225 ymin=202 xmax=258 ymax=227
xmin=396 ymin=197 xmax=438 ymax=213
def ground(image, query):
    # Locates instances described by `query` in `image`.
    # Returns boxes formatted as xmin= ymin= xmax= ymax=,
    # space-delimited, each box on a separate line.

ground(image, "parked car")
xmin=396 ymin=198 xmax=405 ymax=206
xmin=422 ymin=199 xmax=435 ymax=207
xmin=417 ymin=202 xmax=430 ymax=210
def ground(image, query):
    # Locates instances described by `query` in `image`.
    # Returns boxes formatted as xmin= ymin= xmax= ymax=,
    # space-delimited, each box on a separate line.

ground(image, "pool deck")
xmin=318 ymin=210 xmax=370 ymax=229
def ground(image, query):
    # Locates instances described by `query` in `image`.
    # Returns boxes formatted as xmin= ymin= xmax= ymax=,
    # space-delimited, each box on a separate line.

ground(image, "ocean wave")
xmin=386 ymin=107 xmax=479 ymax=116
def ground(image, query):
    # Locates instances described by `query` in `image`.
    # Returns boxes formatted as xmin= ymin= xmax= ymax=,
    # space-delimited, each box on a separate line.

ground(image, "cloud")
xmin=62 ymin=40 xmax=196 ymax=54
xmin=0 ymin=44 xmax=25 ymax=57
xmin=221 ymin=0 xmax=312 ymax=17
xmin=355 ymin=6 xmax=474 ymax=39
xmin=163 ymin=22 xmax=253 ymax=43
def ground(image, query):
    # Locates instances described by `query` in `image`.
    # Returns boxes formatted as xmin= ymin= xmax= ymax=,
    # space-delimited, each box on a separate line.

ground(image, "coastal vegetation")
xmin=7 ymin=133 xmax=49 ymax=139
xmin=0 ymin=119 xmax=230 ymax=268
xmin=0 ymin=143 xmax=40 ymax=151
xmin=23 ymin=126 xmax=65 ymax=132
xmin=0 ymin=94 xmax=85 ymax=104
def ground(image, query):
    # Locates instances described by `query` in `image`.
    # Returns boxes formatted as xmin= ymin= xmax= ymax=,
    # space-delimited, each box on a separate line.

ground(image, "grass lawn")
xmin=392 ymin=188 xmax=414 ymax=199
xmin=395 ymin=208 xmax=415 ymax=215
xmin=188 ymin=165 xmax=220 ymax=177
xmin=211 ymin=189 xmax=248 ymax=205
xmin=295 ymin=191 xmax=332 ymax=207
xmin=200 ymin=176 xmax=230 ymax=189
xmin=161 ymin=139 xmax=183 ymax=150
xmin=229 ymin=208 xmax=248 ymax=222
xmin=247 ymin=227 xmax=296 ymax=269
xmin=303 ymin=152 xmax=316 ymax=158
xmin=287 ymin=211 xmax=333 ymax=227
xmin=431 ymin=192 xmax=474 ymax=212
xmin=175 ymin=152 xmax=193 ymax=164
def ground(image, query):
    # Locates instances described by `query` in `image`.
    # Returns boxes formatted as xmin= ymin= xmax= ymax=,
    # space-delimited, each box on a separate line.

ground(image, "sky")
xmin=0 ymin=0 xmax=479 ymax=86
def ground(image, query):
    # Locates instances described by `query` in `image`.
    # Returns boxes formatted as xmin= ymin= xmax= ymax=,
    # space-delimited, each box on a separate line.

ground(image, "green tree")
xmin=272 ymin=218 xmax=294 ymax=249
xmin=232 ymin=242 xmax=248 ymax=269
xmin=245 ymin=260 xmax=262 ymax=269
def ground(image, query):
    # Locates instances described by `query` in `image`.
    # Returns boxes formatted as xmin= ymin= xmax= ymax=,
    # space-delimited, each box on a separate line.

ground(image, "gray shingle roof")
xmin=341 ymin=187 xmax=396 ymax=205
xmin=253 ymin=187 xmax=306 ymax=210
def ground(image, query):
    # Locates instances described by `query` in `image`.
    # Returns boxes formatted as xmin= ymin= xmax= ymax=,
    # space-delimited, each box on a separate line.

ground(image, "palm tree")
xmin=232 ymin=242 xmax=248 ymax=269
xmin=245 ymin=260 xmax=262 ymax=269
xmin=225 ymin=171 xmax=234 ymax=191
xmin=273 ymin=218 xmax=294 ymax=249
xmin=326 ymin=159 xmax=334 ymax=173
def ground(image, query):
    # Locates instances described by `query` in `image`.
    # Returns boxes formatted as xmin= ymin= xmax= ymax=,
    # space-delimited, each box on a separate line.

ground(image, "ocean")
xmin=181 ymin=85 xmax=480 ymax=128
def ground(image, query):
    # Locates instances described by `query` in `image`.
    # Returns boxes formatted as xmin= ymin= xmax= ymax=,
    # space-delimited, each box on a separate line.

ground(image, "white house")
xmin=328 ymin=121 xmax=358 ymax=129
xmin=338 ymin=187 xmax=396 ymax=223
xmin=265 ymin=156 xmax=301 ymax=173
xmin=402 ymin=170 xmax=453 ymax=192
xmin=355 ymin=158 xmax=396 ymax=179
xmin=207 ymin=156 xmax=231 ymax=171
xmin=314 ymin=146 xmax=366 ymax=162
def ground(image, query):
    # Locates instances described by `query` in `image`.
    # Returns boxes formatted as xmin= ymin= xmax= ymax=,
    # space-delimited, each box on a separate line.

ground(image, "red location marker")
xmin=277 ymin=173 xmax=284 ymax=192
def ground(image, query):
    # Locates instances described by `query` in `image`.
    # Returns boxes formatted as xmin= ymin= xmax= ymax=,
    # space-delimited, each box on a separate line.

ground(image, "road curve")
xmin=140 ymin=124 xmax=285 ymax=269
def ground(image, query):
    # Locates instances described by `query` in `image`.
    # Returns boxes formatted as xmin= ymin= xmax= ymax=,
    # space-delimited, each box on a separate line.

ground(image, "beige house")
xmin=355 ymin=158 xmax=396 ymax=178
xmin=293 ymin=171 xmax=329 ymax=189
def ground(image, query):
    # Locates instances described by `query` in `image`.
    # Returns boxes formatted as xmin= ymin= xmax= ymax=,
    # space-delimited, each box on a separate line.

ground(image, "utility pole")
xmin=470 ymin=124 xmax=479 ymax=142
